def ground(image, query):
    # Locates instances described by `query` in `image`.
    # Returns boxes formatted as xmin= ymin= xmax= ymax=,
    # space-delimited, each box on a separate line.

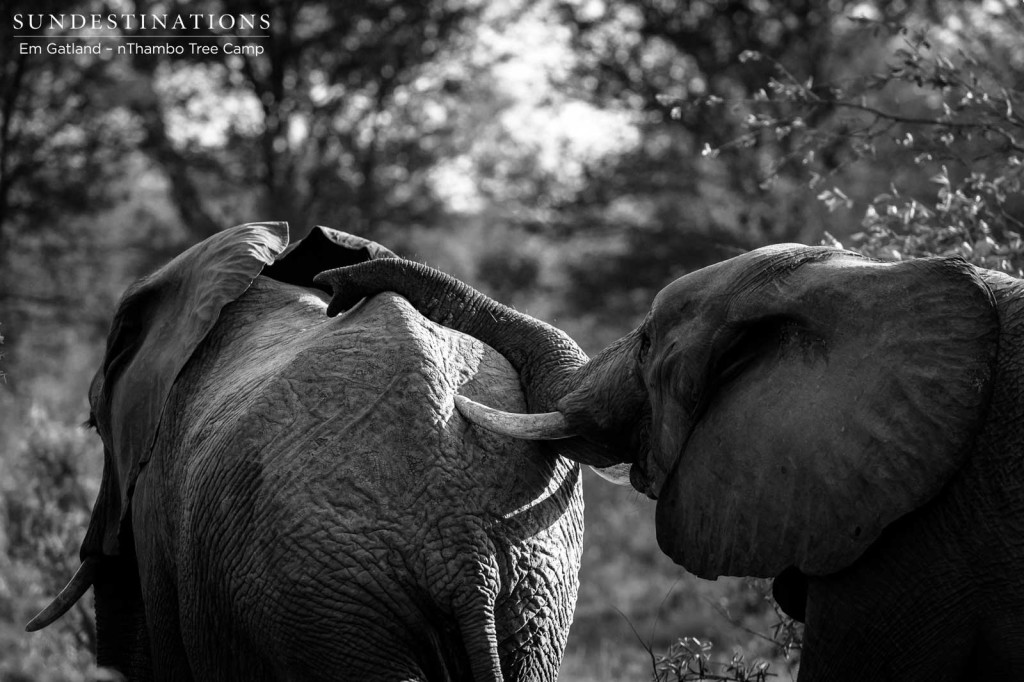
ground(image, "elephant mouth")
xmin=625 ymin=411 xmax=658 ymax=499
xmin=771 ymin=566 xmax=808 ymax=622
xmin=629 ymin=464 xmax=656 ymax=498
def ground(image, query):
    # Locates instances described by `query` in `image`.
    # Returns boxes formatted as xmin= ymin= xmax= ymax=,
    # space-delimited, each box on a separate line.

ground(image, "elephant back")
xmin=150 ymin=275 xmax=582 ymax=680
xmin=170 ymin=277 xmax=575 ymax=506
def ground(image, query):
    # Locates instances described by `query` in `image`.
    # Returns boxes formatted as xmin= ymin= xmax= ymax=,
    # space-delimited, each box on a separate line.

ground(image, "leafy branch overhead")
xmin=673 ymin=13 xmax=1024 ymax=275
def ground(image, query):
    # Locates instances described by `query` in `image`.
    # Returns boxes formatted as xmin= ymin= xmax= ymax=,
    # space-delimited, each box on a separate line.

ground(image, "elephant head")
xmin=314 ymin=243 xmax=1000 ymax=582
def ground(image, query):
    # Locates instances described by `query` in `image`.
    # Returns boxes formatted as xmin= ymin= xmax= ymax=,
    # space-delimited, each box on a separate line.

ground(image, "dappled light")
xmin=4 ymin=0 xmax=1024 ymax=679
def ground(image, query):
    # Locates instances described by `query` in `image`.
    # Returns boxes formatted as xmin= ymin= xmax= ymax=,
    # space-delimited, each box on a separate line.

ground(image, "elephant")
xmin=314 ymin=243 xmax=1024 ymax=681
xmin=27 ymin=223 xmax=584 ymax=682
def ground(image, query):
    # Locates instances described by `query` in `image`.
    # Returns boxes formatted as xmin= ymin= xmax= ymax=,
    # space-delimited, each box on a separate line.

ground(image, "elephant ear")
xmin=263 ymin=225 xmax=398 ymax=293
xmin=655 ymin=250 xmax=999 ymax=578
xmin=87 ymin=222 xmax=289 ymax=556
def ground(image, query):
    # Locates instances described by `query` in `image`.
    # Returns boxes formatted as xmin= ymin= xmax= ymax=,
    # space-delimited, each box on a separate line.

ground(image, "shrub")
xmin=1 ymin=405 xmax=100 ymax=681
xmin=688 ymin=9 xmax=1024 ymax=271
xmin=648 ymin=581 xmax=800 ymax=682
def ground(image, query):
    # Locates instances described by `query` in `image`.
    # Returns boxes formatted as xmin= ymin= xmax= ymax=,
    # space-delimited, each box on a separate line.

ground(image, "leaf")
xmin=930 ymin=167 xmax=950 ymax=186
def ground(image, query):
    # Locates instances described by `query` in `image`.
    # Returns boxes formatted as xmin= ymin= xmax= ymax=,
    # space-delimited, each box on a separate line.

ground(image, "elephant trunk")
xmin=94 ymin=554 xmax=152 ymax=678
xmin=314 ymin=260 xmax=637 ymax=468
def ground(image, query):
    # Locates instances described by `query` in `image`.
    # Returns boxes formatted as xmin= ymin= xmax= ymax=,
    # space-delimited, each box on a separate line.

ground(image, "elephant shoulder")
xmin=165 ymin=281 xmax=531 ymax=465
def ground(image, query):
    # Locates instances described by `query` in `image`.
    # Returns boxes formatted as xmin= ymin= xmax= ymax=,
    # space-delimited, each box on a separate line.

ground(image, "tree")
xmin=121 ymin=0 xmax=484 ymax=245
xmin=0 ymin=0 xmax=142 ymax=388
xmin=0 ymin=0 xmax=492 ymax=387
xmin=694 ymin=1 xmax=1024 ymax=271
xmin=538 ymin=0 xmax=873 ymax=324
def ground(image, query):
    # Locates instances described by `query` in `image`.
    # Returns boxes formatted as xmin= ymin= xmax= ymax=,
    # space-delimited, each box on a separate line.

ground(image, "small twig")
xmin=614 ymin=605 xmax=660 ymax=680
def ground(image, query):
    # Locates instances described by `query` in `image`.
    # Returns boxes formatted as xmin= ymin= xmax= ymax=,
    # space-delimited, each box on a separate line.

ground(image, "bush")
xmin=648 ymin=582 xmax=800 ymax=682
xmin=1 ymin=405 xmax=100 ymax=681
xmin=698 ymin=10 xmax=1024 ymax=271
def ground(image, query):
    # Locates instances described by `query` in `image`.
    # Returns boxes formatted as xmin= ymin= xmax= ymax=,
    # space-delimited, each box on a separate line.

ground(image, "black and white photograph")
xmin=2 ymin=1 xmax=1023 ymax=680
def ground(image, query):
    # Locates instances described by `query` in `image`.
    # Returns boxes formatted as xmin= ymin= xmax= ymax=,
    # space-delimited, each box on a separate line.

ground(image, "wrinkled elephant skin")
xmin=315 ymin=244 xmax=1024 ymax=681
xmin=29 ymin=224 xmax=583 ymax=682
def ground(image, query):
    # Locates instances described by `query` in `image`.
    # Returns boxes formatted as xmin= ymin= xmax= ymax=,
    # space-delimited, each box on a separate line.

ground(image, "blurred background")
xmin=3 ymin=0 xmax=1023 ymax=679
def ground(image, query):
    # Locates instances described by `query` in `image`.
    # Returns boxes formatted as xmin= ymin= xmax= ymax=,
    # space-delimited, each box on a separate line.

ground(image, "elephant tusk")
xmin=454 ymin=395 xmax=575 ymax=440
xmin=589 ymin=463 xmax=633 ymax=486
xmin=25 ymin=556 xmax=100 ymax=632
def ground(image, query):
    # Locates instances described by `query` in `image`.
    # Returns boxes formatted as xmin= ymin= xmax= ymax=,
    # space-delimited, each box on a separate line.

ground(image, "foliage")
xmin=541 ymin=0 xmax=900 ymax=328
xmin=0 ymin=0 xmax=494 ymax=383
xmin=1 ymin=405 xmax=100 ymax=681
xmin=685 ymin=3 xmax=1024 ymax=273
xmin=0 ymin=0 xmax=135 ymax=232
xmin=123 ymin=0 xmax=488 ymax=241
xmin=0 ymin=0 xmax=141 ymax=360
xmin=654 ymin=638 xmax=772 ymax=682
xmin=648 ymin=586 xmax=800 ymax=682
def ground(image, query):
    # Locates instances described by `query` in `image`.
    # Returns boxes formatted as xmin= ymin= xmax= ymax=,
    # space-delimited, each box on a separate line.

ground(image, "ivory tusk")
xmin=25 ymin=556 xmax=100 ymax=632
xmin=589 ymin=463 xmax=633 ymax=486
xmin=454 ymin=395 xmax=575 ymax=440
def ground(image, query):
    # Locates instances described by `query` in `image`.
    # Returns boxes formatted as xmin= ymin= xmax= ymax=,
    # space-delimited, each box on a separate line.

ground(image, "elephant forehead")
xmin=650 ymin=244 xmax=842 ymax=325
